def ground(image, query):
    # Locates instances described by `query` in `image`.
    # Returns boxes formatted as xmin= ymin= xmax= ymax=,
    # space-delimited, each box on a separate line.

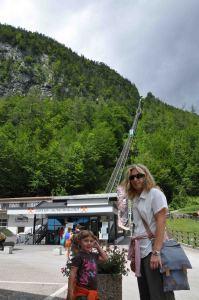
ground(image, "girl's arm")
xmin=67 ymin=266 xmax=78 ymax=300
xmin=94 ymin=241 xmax=108 ymax=262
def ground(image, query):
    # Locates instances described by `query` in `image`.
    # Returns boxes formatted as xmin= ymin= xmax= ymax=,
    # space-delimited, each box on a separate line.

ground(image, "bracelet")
xmin=152 ymin=250 xmax=160 ymax=256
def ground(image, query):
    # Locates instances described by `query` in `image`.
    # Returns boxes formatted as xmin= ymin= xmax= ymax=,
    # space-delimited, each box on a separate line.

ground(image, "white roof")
xmin=53 ymin=193 xmax=117 ymax=200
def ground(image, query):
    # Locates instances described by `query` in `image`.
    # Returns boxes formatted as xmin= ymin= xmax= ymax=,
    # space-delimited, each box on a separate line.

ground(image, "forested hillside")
xmin=0 ymin=24 xmax=198 ymax=209
xmin=0 ymin=24 xmax=139 ymax=197
xmin=0 ymin=96 xmax=136 ymax=197
xmin=134 ymin=93 xmax=199 ymax=208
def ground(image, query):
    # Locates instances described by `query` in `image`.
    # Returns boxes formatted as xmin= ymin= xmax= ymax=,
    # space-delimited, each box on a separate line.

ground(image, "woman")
xmin=121 ymin=164 xmax=175 ymax=300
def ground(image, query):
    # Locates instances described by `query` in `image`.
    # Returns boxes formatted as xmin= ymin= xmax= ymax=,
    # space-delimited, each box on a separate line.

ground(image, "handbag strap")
xmin=136 ymin=207 xmax=170 ymax=241
xmin=136 ymin=207 xmax=154 ymax=238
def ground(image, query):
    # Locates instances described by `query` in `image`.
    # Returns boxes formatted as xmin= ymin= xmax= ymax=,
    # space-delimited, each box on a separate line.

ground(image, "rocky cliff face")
xmin=0 ymin=42 xmax=53 ymax=98
xmin=0 ymin=24 xmax=140 ymax=102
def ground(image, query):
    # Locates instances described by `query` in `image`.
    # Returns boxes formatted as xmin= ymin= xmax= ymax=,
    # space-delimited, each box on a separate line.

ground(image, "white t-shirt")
xmin=132 ymin=188 xmax=168 ymax=258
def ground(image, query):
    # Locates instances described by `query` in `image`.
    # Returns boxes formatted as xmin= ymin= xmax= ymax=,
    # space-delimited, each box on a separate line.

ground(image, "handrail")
xmin=169 ymin=229 xmax=199 ymax=248
xmin=34 ymin=223 xmax=48 ymax=244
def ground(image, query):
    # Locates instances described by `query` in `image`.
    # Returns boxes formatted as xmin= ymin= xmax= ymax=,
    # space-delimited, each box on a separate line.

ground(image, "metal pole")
xmin=33 ymin=214 xmax=36 ymax=244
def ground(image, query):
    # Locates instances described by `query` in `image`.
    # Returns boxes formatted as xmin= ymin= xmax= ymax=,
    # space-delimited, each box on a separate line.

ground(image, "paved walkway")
xmin=0 ymin=241 xmax=198 ymax=299
xmin=122 ymin=247 xmax=199 ymax=300
xmin=0 ymin=245 xmax=67 ymax=299
xmin=119 ymin=237 xmax=199 ymax=300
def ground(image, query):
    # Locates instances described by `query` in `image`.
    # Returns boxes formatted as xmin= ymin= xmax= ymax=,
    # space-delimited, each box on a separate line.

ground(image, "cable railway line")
xmin=105 ymin=98 xmax=142 ymax=193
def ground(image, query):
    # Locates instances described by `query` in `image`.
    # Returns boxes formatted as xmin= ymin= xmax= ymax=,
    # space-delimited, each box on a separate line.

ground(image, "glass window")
xmin=18 ymin=227 xmax=24 ymax=233
xmin=0 ymin=218 xmax=8 ymax=227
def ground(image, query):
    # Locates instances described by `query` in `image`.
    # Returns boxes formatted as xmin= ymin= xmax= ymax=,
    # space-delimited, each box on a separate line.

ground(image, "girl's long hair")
xmin=121 ymin=163 xmax=156 ymax=199
xmin=73 ymin=230 xmax=98 ymax=251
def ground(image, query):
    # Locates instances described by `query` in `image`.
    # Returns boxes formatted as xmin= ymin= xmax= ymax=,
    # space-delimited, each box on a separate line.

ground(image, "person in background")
xmin=58 ymin=226 xmax=64 ymax=245
xmin=16 ymin=233 xmax=21 ymax=244
xmin=121 ymin=164 xmax=175 ymax=300
xmin=0 ymin=231 xmax=6 ymax=250
xmin=71 ymin=224 xmax=83 ymax=257
xmin=67 ymin=230 xmax=108 ymax=300
xmin=74 ymin=224 xmax=83 ymax=234
xmin=65 ymin=227 xmax=73 ymax=259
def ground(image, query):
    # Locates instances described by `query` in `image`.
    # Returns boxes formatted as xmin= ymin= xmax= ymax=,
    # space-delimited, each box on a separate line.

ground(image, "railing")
xmin=169 ymin=229 xmax=199 ymax=248
xmin=169 ymin=213 xmax=199 ymax=222
xmin=24 ymin=223 xmax=48 ymax=245
xmin=34 ymin=223 xmax=48 ymax=244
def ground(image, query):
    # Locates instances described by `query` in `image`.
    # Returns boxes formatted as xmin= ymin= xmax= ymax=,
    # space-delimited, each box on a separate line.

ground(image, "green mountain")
xmin=0 ymin=24 xmax=139 ymax=197
xmin=0 ymin=24 xmax=198 ymax=208
xmin=0 ymin=24 xmax=139 ymax=101
xmin=134 ymin=93 xmax=199 ymax=208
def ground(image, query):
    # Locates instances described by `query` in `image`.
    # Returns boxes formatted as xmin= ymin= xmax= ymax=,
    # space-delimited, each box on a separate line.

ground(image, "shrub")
xmin=61 ymin=246 xmax=129 ymax=277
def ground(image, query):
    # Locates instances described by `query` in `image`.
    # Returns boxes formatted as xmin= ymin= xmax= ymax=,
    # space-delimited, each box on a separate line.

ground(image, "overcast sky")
xmin=0 ymin=0 xmax=199 ymax=112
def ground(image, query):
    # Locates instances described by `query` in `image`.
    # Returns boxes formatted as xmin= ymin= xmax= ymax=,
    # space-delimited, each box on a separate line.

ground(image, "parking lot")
xmin=0 ymin=243 xmax=199 ymax=299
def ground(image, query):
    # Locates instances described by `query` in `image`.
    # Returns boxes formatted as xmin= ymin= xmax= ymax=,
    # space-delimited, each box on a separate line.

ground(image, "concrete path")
xmin=0 ymin=245 xmax=67 ymax=299
xmin=122 ymin=246 xmax=199 ymax=300
xmin=119 ymin=237 xmax=199 ymax=299
xmin=0 ymin=242 xmax=198 ymax=299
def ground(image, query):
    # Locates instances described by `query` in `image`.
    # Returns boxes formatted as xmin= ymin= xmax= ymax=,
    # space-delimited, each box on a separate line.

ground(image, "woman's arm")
xmin=67 ymin=266 xmax=77 ymax=300
xmin=150 ymin=208 xmax=167 ymax=270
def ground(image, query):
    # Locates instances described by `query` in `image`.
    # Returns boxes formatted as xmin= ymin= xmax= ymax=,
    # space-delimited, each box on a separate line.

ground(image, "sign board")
xmin=7 ymin=206 xmax=114 ymax=215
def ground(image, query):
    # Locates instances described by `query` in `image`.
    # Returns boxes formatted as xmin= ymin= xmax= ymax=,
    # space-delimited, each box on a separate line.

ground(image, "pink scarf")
xmin=128 ymin=235 xmax=151 ymax=277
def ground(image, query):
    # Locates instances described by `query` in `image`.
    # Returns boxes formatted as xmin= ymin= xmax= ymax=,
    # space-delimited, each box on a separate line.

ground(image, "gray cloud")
xmin=0 ymin=0 xmax=199 ymax=111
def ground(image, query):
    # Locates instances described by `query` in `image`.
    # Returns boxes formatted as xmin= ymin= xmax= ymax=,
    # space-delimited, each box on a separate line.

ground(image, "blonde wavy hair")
xmin=121 ymin=164 xmax=157 ymax=199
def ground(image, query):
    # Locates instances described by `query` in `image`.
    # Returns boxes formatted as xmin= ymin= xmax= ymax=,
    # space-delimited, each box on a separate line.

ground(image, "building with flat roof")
xmin=0 ymin=193 xmax=119 ymax=244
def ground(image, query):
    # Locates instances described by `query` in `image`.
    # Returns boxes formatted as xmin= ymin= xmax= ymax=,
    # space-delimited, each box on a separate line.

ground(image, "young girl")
xmin=67 ymin=230 xmax=108 ymax=300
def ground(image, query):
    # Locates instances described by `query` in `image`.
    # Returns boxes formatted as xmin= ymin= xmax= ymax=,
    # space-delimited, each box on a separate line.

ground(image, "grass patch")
xmin=167 ymin=218 xmax=199 ymax=247
xmin=167 ymin=218 xmax=199 ymax=233
xmin=170 ymin=196 xmax=199 ymax=214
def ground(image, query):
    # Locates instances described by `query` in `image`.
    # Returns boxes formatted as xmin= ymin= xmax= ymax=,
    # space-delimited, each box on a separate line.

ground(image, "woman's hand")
xmin=150 ymin=253 xmax=162 ymax=270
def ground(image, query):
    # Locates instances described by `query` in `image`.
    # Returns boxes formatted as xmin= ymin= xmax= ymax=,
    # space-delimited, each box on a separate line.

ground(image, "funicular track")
xmin=105 ymin=98 xmax=142 ymax=193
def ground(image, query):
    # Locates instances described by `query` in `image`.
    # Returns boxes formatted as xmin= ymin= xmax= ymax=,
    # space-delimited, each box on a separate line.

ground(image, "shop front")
xmin=46 ymin=215 xmax=100 ymax=244
xmin=6 ymin=193 xmax=118 ymax=244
